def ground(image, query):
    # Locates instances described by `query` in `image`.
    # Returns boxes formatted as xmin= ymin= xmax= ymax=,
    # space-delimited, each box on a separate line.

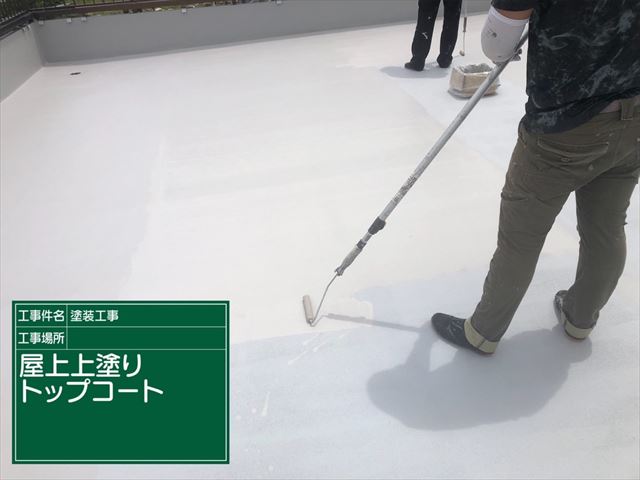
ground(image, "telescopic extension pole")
xmin=303 ymin=31 xmax=529 ymax=327
xmin=460 ymin=0 xmax=468 ymax=56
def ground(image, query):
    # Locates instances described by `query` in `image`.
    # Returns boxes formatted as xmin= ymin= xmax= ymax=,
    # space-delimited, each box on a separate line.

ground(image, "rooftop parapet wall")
xmin=1 ymin=0 xmax=490 ymax=100
xmin=0 ymin=26 xmax=41 ymax=101
xmin=35 ymin=0 xmax=490 ymax=64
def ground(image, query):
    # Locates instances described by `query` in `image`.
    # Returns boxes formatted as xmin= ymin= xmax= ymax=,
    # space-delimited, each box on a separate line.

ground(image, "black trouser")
xmin=410 ymin=0 xmax=462 ymax=65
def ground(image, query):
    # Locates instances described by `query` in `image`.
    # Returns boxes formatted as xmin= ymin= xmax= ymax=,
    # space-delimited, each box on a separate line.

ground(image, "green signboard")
xmin=12 ymin=301 xmax=229 ymax=464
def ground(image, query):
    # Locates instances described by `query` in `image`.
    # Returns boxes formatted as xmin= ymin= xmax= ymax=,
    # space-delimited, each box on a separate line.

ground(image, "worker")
xmin=405 ymin=0 xmax=464 ymax=71
xmin=432 ymin=0 xmax=640 ymax=354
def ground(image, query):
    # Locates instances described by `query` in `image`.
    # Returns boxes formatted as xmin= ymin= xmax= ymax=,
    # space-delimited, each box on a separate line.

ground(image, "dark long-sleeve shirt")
xmin=493 ymin=0 xmax=640 ymax=133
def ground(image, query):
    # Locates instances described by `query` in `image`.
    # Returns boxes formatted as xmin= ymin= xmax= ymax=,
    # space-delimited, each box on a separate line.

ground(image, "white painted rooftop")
xmin=1 ymin=14 xmax=638 ymax=479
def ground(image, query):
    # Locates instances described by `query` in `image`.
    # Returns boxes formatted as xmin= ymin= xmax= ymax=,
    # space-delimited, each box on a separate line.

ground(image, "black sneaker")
xmin=437 ymin=54 xmax=453 ymax=68
xmin=554 ymin=290 xmax=590 ymax=340
xmin=431 ymin=313 xmax=491 ymax=355
xmin=553 ymin=290 xmax=568 ymax=320
xmin=404 ymin=59 xmax=425 ymax=72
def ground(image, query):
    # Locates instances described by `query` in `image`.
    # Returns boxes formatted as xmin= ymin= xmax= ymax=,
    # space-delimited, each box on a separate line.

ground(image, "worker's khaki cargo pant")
xmin=466 ymin=98 xmax=640 ymax=353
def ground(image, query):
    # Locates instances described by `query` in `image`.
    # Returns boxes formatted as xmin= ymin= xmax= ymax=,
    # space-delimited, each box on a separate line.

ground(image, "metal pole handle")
xmin=334 ymin=30 xmax=529 ymax=277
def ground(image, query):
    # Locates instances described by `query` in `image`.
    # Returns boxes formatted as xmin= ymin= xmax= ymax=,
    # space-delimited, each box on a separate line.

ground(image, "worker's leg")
xmin=467 ymin=103 xmax=639 ymax=352
xmin=561 ymin=102 xmax=640 ymax=337
xmin=408 ymin=0 xmax=441 ymax=69
xmin=466 ymin=125 xmax=573 ymax=352
xmin=438 ymin=0 xmax=462 ymax=67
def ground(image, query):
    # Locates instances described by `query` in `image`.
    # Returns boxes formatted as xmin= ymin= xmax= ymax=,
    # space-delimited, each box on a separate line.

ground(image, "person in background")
xmin=405 ymin=0 xmax=463 ymax=71
xmin=431 ymin=0 xmax=640 ymax=354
